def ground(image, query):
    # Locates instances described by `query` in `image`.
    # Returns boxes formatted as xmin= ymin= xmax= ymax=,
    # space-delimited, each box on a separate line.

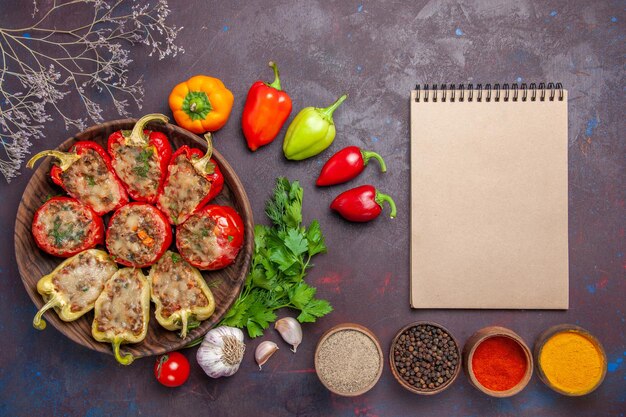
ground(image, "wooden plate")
xmin=14 ymin=119 xmax=253 ymax=360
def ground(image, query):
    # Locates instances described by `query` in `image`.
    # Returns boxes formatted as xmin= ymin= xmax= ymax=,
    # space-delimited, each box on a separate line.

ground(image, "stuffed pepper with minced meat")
xmin=157 ymin=134 xmax=224 ymax=225
xmin=32 ymin=196 xmax=105 ymax=258
xmin=149 ymin=251 xmax=216 ymax=338
xmin=92 ymin=268 xmax=151 ymax=365
xmin=107 ymin=114 xmax=172 ymax=203
xmin=106 ymin=203 xmax=172 ymax=268
xmin=176 ymin=205 xmax=244 ymax=270
xmin=27 ymin=141 xmax=129 ymax=215
xmin=33 ymin=249 xmax=118 ymax=330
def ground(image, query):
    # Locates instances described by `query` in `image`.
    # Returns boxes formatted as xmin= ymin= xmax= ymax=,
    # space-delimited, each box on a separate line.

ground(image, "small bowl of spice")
xmin=389 ymin=321 xmax=461 ymax=395
xmin=534 ymin=324 xmax=606 ymax=396
xmin=463 ymin=326 xmax=533 ymax=397
xmin=314 ymin=323 xmax=384 ymax=396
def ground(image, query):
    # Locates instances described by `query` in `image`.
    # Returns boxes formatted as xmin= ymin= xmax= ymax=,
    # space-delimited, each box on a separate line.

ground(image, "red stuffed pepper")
xmin=242 ymin=61 xmax=292 ymax=151
xmin=330 ymin=185 xmax=397 ymax=222
xmin=27 ymin=141 xmax=129 ymax=216
xmin=32 ymin=196 xmax=105 ymax=258
xmin=107 ymin=113 xmax=172 ymax=203
xmin=176 ymin=205 xmax=244 ymax=270
xmin=157 ymin=134 xmax=224 ymax=225
xmin=106 ymin=203 xmax=172 ymax=268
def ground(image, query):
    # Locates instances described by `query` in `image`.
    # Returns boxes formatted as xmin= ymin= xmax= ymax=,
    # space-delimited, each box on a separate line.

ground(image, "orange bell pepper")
xmin=169 ymin=75 xmax=234 ymax=133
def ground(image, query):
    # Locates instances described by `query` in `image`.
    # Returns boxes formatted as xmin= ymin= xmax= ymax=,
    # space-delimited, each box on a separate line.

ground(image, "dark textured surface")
xmin=1 ymin=1 xmax=624 ymax=416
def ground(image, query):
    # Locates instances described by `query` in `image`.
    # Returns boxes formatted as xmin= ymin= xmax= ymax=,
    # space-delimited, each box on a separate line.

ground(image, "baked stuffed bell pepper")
xmin=33 ymin=249 xmax=118 ymax=330
xmin=92 ymin=268 xmax=151 ymax=365
xmin=107 ymin=114 xmax=172 ymax=204
xmin=176 ymin=205 xmax=244 ymax=270
xmin=149 ymin=251 xmax=216 ymax=338
xmin=105 ymin=203 xmax=172 ymax=268
xmin=157 ymin=134 xmax=224 ymax=225
xmin=27 ymin=141 xmax=129 ymax=215
xmin=32 ymin=196 xmax=105 ymax=258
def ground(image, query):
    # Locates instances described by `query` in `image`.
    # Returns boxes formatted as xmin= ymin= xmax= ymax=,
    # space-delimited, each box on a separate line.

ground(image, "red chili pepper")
xmin=105 ymin=202 xmax=173 ymax=268
xmin=316 ymin=146 xmax=387 ymax=186
xmin=330 ymin=185 xmax=397 ymax=222
xmin=107 ymin=114 xmax=172 ymax=203
xmin=156 ymin=134 xmax=224 ymax=225
xmin=242 ymin=61 xmax=292 ymax=151
xmin=176 ymin=205 xmax=245 ymax=270
xmin=32 ymin=196 xmax=105 ymax=258
xmin=27 ymin=141 xmax=129 ymax=216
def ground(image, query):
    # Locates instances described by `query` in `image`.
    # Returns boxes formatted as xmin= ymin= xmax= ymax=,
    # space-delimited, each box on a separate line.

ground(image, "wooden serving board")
xmin=14 ymin=119 xmax=254 ymax=360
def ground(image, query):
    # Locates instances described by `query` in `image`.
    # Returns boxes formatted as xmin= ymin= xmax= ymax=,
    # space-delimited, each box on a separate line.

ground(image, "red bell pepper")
xmin=316 ymin=146 xmax=387 ymax=186
xmin=330 ymin=185 xmax=397 ymax=222
xmin=176 ymin=204 xmax=245 ymax=270
xmin=27 ymin=141 xmax=129 ymax=216
xmin=32 ymin=196 xmax=105 ymax=258
xmin=107 ymin=113 xmax=172 ymax=203
xmin=156 ymin=134 xmax=224 ymax=225
xmin=105 ymin=202 xmax=173 ymax=268
xmin=242 ymin=61 xmax=292 ymax=151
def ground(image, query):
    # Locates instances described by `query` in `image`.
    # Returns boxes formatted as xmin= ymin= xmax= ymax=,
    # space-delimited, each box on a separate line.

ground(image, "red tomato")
xmin=154 ymin=352 xmax=190 ymax=387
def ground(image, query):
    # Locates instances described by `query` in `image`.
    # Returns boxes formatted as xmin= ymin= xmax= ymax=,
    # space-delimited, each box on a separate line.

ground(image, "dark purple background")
xmin=1 ymin=1 xmax=624 ymax=416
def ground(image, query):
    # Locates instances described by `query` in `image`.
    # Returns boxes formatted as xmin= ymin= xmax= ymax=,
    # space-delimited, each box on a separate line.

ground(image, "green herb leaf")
xmin=298 ymin=298 xmax=333 ymax=323
xmin=284 ymin=228 xmax=308 ymax=257
xmin=218 ymin=178 xmax=332 ymax=338
xmin=171 ymin=252 xmax=182 ymax=263
xmin=133 ymin=148 xmax=153 ymax=178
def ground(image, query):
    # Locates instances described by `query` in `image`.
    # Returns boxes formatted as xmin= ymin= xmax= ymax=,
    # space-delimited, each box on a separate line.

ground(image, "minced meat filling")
xmin=52 ymin=251 xmax=117 ymax=312
xmin=106 ymin=205 xmax=166 ymax=265
xmin=61 ymin=148 xmax=122 ymax=214
xmin=157 ymin=154 xmax=211 ymax=224
xmin=111 ymin=144 xmax=160 ymax=200
xmin=38 ymin=200 xmax=92 ymax=251
xmin=96 ymin=270 xmax=145 ymax=336
xmin=176 ymin=214 xmax=222 ymax=266
xmin=151 ymin=253 xmax=209 ymax=318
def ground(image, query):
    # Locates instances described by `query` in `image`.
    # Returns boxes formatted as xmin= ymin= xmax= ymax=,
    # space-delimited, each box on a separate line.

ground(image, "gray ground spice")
xmin=316 ymin=329 xmax=381 ymax=394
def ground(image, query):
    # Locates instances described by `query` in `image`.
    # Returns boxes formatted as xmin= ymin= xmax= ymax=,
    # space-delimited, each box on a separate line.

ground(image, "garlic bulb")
xmin=196 ymin=326 xmax=245 ymax=378
xmin=255 ymin=341 xmax=279 ymax=370
xmin=274 ymin=317 xmax=302 ymax=353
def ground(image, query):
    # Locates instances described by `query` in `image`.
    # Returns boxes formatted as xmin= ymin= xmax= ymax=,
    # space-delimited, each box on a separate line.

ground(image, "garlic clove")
xmin=255 ymin=341 xmax=279 ymax=370
xmin=274 ymin=317 xmax=302 ymax=353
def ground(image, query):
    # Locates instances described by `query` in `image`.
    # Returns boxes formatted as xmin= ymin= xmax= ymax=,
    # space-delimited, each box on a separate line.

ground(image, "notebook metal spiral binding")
xmin=414 ymin=83 xmax=564 ymax=103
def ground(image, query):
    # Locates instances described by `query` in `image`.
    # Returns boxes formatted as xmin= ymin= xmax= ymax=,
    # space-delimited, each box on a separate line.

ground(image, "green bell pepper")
xmin=283 ymin=94 xmax=347 ymax=160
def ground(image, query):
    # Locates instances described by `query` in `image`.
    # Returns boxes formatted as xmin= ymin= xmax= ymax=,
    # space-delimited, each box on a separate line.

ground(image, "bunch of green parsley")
xmin=220 ymin=177 xmax=333 ymax=338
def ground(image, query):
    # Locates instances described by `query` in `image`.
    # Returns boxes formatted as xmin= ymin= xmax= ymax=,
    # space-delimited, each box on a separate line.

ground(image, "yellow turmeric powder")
xmin=539 ymin=330 xmax=605 ymax=395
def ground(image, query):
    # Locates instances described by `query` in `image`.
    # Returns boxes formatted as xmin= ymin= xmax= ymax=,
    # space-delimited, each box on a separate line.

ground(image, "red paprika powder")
xmin=471 ymin=336 xmax=527 ymax=391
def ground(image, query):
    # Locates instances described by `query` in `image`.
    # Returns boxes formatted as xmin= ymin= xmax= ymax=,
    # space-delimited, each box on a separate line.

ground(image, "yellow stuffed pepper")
xmin=92 ymin=268 xmax=151 ymax=365
xmin=33 ymin=249 xmax=118 ymax=330
xmin=149 ymin=251 xmax=216 ymax=339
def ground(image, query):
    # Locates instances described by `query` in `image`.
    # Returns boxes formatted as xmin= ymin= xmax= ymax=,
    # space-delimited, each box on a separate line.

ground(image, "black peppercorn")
xmin=392 ymin=323 xmax=460 ymax=392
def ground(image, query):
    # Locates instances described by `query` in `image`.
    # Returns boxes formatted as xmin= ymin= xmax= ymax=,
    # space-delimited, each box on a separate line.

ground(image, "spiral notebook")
xmin=410 ymin=83 xmax=568 ymax=309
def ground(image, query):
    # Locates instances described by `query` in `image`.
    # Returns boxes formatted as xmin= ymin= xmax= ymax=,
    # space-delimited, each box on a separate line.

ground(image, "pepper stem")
xmin=184 ymin=337 xmax=203 ymax=349
xmin=179 ymin=310 xmax=190 ymax=339
xmin=319 ymin=94 xmax=348 ymax=121
xmin=191 ymin=133 xmax=215 ymax=175
xmin=128 ymin=113 xmax=169 ymax=146
xmin=267 ymin=61 xmax=282 ymax=91
xmin=361 ymin=150 xmax=387 ymax=173
xmin=112 ymin=338 xmax=134 ymax=365
xmin=375 ymin=191 xmax=397 ymax=219
xmin=33 ymin=295 xmax=61 ymax=330
xmin=27 ymin=150 xmax=80 ymax=171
